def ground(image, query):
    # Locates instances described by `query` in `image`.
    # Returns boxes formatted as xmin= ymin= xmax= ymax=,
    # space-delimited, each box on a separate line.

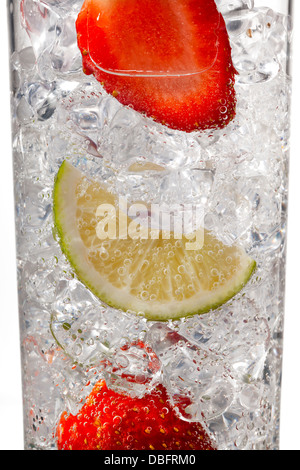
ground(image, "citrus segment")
xmin=53 ymin=161 xmax=256 ymax=321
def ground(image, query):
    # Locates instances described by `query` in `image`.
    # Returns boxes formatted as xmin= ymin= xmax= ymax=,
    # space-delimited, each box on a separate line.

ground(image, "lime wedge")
xmin=53 ymin=161 xmax=256 ymax=321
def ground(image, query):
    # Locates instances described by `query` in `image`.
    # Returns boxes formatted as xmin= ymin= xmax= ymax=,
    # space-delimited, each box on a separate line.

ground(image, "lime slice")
xmin=53 ymin=161 xmax=256 ymax=321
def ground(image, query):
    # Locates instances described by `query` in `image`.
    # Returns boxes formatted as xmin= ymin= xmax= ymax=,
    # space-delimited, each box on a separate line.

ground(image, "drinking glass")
xmin=7 ymin=0 xmax=293 ymax=450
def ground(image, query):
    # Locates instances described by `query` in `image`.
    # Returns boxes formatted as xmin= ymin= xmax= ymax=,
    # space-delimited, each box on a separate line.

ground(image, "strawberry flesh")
xmin=57 ymin=380 xmax=216 ymax=450
xmin=76 ymin=0 xmax=236 ymax=132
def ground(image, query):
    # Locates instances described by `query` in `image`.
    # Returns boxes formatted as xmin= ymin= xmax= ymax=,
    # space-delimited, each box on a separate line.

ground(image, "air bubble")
xmin=100 ymin=250 xmax=109 ymax=261
xmin=178 ymin=265 xmax=186 ymax=274
xmin=140 ymin=291 xmax=149 ymax=300
xmin=211 ymin=268 xmax=219 ymax=277
xmin=113 ymin=415 xmax=122 ymax=426
xmin=118 ymin=267 xmax=126 ymax=276
xmin=195 ymin=254 xmax=203 ymax=263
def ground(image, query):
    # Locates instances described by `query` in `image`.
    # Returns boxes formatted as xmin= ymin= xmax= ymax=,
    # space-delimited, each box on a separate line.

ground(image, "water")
xmin=11 ymin=0 xmax=291 ymax=450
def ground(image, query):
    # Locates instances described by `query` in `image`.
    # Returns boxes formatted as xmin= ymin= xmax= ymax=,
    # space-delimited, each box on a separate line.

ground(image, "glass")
xmin=7 ymin=0 xmax=293 ymax=450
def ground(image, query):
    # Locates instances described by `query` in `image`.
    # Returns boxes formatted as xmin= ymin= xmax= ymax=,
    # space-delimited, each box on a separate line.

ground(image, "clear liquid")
xmin=11 ymin=0 xmax=291 ymax=450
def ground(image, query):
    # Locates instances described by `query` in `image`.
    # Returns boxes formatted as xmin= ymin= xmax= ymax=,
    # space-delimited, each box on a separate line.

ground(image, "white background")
xmin=0 ymin=1 xmax=299 ymax=451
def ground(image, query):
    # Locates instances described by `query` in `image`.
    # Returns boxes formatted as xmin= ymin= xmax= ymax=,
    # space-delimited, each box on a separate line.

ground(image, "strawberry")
xmin=57 ymin=380 xmax=216 ymax=450
xmin=76 ymin=0 xmax=236 ymax=133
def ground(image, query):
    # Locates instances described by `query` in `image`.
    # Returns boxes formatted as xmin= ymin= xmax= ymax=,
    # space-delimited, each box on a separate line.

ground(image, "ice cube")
xmin=21 ymin=0 xmax=59 ymax=57
xmin=16 ymin=96 xmax=34 ymax=124
xmin=12 ymin=47 xmax=36 ymax=72
xmin=21 ymin=334 xmax=63 ymax=447
xmin=231 ymin=9 xmax=289 ymax=84
xmin=103 ymin=339 xmax=162 ymax=397
xmin=49 ymin=16 xmax=82 ymax=74
xmin=216 ymin=0 xmax=254 ymax=16
xmin=40 ymin=0 xmax=83 ymax=18
xmin=27 ymin=82 xmax=57 ymax=121
xmin=147 ymin=323 xmax=234 ymax=421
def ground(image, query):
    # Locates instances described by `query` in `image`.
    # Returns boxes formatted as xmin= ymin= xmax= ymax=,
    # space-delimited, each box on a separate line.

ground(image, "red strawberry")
xmin=57 ymin=380 xmax=216 ymax=450
xmin=76 ymin=0 xmax=236 ymax=133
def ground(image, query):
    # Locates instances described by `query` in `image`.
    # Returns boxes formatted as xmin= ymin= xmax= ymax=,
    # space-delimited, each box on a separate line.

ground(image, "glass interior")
xmin=7 ymin=0 xmax=294 ymax=451
xmin=255 ymin=0 xmax=292 ymax=15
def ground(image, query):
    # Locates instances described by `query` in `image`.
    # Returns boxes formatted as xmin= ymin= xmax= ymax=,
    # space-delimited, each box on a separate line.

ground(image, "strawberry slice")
xmin=76 ymin=0 xmax=236 ymax=132
xmin=57 ymin=380 xmax=216 ymax=450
